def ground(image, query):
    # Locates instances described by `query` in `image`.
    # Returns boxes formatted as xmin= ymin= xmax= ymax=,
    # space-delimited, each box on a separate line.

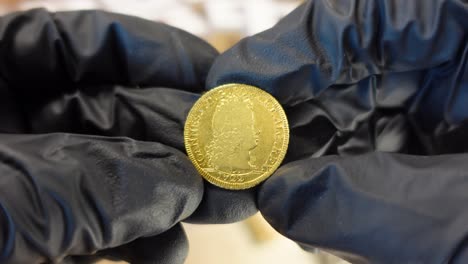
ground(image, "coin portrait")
xmin=184 ymin=83 xmax=289 ymax=190
xmin=206 ymin=95 xmax=258 ymax=172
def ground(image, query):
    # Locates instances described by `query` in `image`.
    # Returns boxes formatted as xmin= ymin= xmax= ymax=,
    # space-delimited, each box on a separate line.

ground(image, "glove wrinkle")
xmin=28 ymin=88 xmax=195 ymax=151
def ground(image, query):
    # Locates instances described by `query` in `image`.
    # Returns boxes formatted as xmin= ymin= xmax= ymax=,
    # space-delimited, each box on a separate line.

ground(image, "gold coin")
xmin=184 ymin=83 xmax=289 ymax=190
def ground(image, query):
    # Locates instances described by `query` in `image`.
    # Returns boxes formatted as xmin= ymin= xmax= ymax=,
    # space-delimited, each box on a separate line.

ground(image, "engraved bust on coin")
xmin=184 ymin=83 xmax=289 ymax=190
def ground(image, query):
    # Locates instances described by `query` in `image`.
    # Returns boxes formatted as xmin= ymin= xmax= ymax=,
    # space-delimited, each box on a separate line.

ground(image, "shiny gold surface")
xmin=185 ymin=84 xmax=289 ymax=190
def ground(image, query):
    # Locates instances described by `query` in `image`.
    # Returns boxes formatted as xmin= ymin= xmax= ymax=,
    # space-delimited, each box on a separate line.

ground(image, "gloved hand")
xmin=208 ymin=0 xmax=468 ymax=263
xmin=0 ymin=9 xmax=256 ymax=264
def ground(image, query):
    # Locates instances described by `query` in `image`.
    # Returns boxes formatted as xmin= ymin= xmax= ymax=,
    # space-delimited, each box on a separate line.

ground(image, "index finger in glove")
xmin=208 ymin=0 xmax=468 ymax=159
xmin=208 ymin=0 xmax=467 ymax=105
xmin=0 ymin=9 xmax=218 ymax=93
xmin=259 ymin=153 xmax=468 ymax=264
xmin=0 ymin=9 xmax=216 ymax=147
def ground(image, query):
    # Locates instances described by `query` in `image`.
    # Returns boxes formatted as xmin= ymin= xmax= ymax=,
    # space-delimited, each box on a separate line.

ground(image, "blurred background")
xmin=0 ymin=0 xmax=302 ymax=52
xmin=0 ymin=1 xmax=349 ymax=263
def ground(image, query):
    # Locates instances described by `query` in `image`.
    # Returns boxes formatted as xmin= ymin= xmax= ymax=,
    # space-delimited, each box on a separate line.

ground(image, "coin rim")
xmin=184 ymin=83 xmax=289 ymax=190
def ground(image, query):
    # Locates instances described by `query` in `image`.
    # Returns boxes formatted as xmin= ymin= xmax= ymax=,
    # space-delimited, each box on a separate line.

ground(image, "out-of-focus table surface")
xmin=94 ymin=214 xmax=348 ymax=264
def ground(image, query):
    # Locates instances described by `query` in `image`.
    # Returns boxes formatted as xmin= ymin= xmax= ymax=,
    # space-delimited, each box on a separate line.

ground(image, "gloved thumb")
xmin=0 ymin=133 xmax=203 ymax=263
xmin=259 ymin=153 xmax=468 ymax=264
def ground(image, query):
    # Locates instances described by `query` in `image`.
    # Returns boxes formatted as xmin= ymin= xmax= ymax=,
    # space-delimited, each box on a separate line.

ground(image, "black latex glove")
xmin=0 ymin=9 xmax=255 ymax=264
xmin=208 ymin=0 xmax=468 ymax=263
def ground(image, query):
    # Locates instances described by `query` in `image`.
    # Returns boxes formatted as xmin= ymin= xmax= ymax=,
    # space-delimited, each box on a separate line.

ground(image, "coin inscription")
xmin=184 ymin=83 xmax=289 ymax=190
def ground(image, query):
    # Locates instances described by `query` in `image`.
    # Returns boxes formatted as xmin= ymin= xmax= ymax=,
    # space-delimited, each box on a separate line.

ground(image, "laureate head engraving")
xmin=205 ymin=93 xmax=259 ymax=173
